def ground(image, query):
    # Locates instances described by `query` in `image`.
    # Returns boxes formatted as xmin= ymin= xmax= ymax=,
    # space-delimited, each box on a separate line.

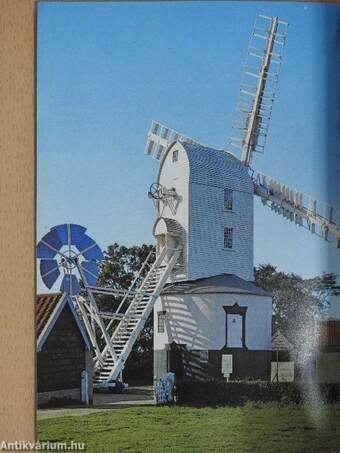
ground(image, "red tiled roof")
xmin=36 ymin=293 xmax=63 ymax=338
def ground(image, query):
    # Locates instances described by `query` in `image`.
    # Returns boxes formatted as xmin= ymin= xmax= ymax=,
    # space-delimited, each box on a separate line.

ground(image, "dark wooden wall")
xmin=38 ymin=304 xmax=86 ymax=393
xmin=167 ymin=344 xmax=271 ymax=381
xmin=320 ymin=320 xmax=340 ymax=349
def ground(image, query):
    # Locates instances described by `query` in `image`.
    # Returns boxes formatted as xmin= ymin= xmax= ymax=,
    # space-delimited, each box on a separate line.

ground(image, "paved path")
xmin=38 ymin=386 xmax=154 ymax=420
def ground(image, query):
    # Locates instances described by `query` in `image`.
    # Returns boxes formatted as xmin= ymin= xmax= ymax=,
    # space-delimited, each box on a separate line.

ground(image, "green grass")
xmin=38 ymin=403 xmax=340 ymax=453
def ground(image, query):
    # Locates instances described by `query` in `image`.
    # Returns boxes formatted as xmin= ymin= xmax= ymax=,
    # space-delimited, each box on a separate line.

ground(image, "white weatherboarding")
xmin=38 ymin=15 xmax=340 ymax=388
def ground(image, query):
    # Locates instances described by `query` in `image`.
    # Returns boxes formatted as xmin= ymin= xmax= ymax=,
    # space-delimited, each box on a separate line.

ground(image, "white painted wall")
xmin=188 ymin=182 xmax=254 ymax=281
xmin=154 ymin=292 xmax=272 ymax=351
xmin=155 ymin=142 xmax=254 ymax=283
xmin=157 ymin=142 xmax=190 ymax=281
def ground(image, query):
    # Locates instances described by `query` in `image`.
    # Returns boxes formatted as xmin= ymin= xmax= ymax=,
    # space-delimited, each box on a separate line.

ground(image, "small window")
xmin=224 ymin=227 xmax=233 ymax=249
xmin=198 ymin=350 xmax=209 ymax=363
xmin=172 ymin=150 xmax=178 ymax=163
xmin=158 ymin=311 xmax=166 ymax=333
xmin=224 ymin=188 xmax=233 ymax=211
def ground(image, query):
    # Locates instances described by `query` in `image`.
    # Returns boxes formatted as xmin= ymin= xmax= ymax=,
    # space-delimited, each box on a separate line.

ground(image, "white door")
xmin=227 ymin=314 xmax=243 ymax=348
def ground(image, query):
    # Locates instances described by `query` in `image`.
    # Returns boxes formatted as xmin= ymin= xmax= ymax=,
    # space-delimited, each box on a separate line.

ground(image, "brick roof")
xmin=36 ymin=293 xmax=63 ymax=338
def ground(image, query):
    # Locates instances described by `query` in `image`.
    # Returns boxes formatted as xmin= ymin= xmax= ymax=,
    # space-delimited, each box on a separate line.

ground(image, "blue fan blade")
xmin=81 ymin=261 xmax=99 ymax=277
xmin=37 ymin=229 xmax=62 ymax=258
xmin=40 ymin=260 xmax=60 ymax=289
xmin=60 ymin=274 xmax=80 ymax=295
xmin=52 ymin=224 xmax=87 ymax=247
xmin=83 ymin=244 xmax=103 ymax=260
xmin=70 ymin=224 xmax=87 ymax=247
xmin=52 ymin=224 xmax=68 ymax=246
xmin=37 ymin=241 xmax=55 ymax=259
xmin=81 ymin=261 xmax=99 ymax=286
xmin=40 ymin=259 xmax=58 ymax=276
xmin=76 ymin=234 xmax=103 ymax=260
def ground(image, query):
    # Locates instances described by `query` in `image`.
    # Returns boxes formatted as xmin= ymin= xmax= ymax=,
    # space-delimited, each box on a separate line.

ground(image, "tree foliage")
xmin=254 ymin=264 xmax=340 ymax=356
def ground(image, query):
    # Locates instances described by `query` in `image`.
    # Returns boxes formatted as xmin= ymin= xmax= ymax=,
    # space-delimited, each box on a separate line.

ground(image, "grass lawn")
xmin=38 ymin=403 xmax=340 ymax=453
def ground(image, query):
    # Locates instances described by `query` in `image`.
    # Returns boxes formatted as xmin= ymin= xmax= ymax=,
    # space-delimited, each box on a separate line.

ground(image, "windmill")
xmin=37 ymin=14 xmax=340 ymax=388
xmin=144 ymin=14 xmax=340 ymax=382
xmin=145 ymin=14 xmax=340 ymax=249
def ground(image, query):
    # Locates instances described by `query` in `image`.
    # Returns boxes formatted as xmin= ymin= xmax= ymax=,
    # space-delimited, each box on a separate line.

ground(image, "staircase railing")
xmin=96 ymin=246 xmax=170 ymax=367
xmin=94 ymin=246 xmax=181 ymax=384
xmin=102 ymin=249 xmax=156 ymax=337
xmin=105 ymin=247 xmax=181 ymax=382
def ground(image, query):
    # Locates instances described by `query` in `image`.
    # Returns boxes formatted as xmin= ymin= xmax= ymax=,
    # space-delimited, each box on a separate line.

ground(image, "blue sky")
xmin=37 ymin=1 xmax=340 ymax=292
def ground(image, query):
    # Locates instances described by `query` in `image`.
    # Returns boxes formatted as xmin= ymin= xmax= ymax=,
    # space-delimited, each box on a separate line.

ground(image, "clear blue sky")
xmin=37 ymin=1 xmax=340 ymax=292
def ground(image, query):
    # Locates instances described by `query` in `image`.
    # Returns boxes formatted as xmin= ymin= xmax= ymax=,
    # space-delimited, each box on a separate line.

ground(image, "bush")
xmin=175 ymin=379 xmax=340 ymax=406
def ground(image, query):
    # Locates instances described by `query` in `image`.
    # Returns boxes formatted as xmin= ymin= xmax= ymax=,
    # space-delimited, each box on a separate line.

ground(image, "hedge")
xmin=175 ymin=379 xmax=340 ymax=406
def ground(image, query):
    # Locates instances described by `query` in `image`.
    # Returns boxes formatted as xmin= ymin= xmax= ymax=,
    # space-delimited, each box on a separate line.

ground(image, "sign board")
xmin=221 ymin=354 xmax=233 ymax=378
xmin=271 ymin=361 xmax=294 ymax=382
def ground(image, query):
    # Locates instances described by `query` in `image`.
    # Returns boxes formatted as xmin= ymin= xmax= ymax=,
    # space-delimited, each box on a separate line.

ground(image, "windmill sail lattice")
xmin=145 ymin=120 xmax=202 ymax=161
xmin=254 ymin=173 xmax=340 ymax=247
xmin=230 ymin=14 xmax=288 ymax=166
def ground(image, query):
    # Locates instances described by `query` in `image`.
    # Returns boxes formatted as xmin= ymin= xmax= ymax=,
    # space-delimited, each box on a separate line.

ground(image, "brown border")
xmin=0 ymin=0 xmax=37 ymax=443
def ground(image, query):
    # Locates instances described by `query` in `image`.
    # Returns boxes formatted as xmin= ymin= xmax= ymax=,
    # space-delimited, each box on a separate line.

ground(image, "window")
xmin=224 ymin=227 xmax=233 ymax=249
xmin=198 ymin=350 xmax=209 ymax=363
xmin=172 ymin=150 xmax=178 ymax=163
xmin=158 ymin=311 xmax=166 ymax=333
xmin=224 ymin=188 xmax=233 ymax=211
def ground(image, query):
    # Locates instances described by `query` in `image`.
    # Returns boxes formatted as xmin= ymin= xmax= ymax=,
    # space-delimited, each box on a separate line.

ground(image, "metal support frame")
xmin=77 ymin=264 xmax=119 ymax=363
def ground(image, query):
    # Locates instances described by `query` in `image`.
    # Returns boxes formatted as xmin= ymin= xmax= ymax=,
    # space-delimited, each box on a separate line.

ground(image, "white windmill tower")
xmin=144 ymin=15 xmax=340 ymax=381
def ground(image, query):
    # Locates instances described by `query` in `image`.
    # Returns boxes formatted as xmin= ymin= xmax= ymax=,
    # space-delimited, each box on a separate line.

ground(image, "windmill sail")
xmin=254 ymin=172 xmax=340 ymax=247
xmin=230 ymin=14 xmax=288 ymax=167
xmin=145 ymin=120 xmax=202 ymax=161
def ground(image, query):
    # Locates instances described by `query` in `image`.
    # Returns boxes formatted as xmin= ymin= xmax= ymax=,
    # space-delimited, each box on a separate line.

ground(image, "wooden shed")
xmin=37 ymin=293 xmax=93 ymax=407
